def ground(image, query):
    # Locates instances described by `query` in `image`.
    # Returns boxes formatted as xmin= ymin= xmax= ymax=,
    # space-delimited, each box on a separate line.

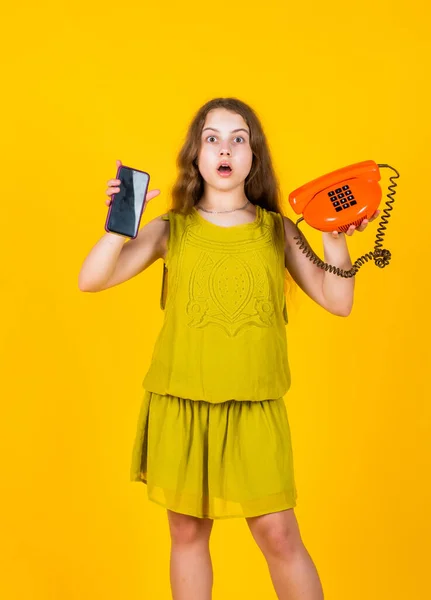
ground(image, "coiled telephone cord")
xmin=293 ymin=164 xmax=400 ymax=278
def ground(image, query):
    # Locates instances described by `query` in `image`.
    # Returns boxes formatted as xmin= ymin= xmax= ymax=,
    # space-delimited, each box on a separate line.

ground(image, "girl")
xmin=79 ymin=97 xmax=379 ymax=600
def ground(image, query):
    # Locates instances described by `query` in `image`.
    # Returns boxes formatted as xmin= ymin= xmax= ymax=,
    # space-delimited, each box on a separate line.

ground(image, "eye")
xmin=205 ymin=135 xmax=246 ymax=143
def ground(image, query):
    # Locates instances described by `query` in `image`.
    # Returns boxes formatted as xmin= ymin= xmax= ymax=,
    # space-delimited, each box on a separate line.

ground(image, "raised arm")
xmin=78 ymin=214 xmax=169 ymax=292
xmin=282 ymin=215 xmax=354 ymax=317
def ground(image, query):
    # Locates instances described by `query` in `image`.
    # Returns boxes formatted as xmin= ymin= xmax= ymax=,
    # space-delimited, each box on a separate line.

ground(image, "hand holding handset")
xmin=288 ymin=160 xmax=400 ymax=277
xmin=105 ymin=160 xmax=160 ymax=239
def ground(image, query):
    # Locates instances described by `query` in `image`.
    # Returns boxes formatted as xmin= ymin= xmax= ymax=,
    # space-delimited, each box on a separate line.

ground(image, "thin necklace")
xmin=196 ymin=199 xmax=250 ymax=214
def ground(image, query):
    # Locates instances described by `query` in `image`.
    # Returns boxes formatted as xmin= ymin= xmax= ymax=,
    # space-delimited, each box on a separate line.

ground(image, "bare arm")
xmin=78 ymin=214 xmax=169 ymax=292
xmin=282 ymin=216 xmax=354 ymax=316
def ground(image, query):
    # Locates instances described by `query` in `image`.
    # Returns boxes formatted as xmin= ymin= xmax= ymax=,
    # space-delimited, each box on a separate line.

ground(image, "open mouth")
xmin=217 ymin=165 xmax=232 ymax=175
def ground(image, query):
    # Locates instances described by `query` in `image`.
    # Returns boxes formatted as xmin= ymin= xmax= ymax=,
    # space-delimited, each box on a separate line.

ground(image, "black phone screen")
xmin=105 ymin=166 xmax=150 ymax=239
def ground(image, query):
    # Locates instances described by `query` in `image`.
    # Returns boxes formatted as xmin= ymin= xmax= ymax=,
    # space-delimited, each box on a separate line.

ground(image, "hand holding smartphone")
xmin=104 ymin=160 xmax=161 ymax=239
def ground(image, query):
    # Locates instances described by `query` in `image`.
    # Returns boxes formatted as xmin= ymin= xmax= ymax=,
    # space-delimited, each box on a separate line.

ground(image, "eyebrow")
xmin=202 ymin=127 xmax=250 ymax=135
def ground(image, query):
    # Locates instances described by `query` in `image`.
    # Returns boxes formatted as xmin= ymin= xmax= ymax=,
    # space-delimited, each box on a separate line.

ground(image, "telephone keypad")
xmin=328 ymin=184 xmax=356 ymax=213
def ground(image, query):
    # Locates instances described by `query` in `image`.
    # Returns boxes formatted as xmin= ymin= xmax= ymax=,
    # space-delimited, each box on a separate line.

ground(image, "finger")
xmin=106 ymin=187 xmax=120 ymax=197
xmin=144 ymin=189 xmax=161 ymax=203
xmin=107 ymin=179 xmax=121 ymax=186
xmin=357 ymin=219 xmax=369 ymax=232
xmin=346 ymin=224 xmax=356 ymax=236
xmin=332 ymin=230 xmax=339 ymax=238
xmin=369 ymin=210 xmax=380 ymax=221
xmin=116 ymin=159 xmax=122 ymax=168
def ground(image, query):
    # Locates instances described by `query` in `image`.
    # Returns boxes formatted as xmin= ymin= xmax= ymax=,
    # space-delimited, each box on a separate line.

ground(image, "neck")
xmin=198 ymin=186 xmax=249 ymax=212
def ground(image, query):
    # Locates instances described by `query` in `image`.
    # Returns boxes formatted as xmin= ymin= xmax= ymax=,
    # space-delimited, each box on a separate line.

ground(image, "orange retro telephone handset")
xmin=288 ymin=160 xmax=399 ymax=277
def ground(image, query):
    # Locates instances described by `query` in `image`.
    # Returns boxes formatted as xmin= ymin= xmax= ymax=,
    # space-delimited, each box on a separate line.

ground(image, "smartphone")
xmin=105 ymin=165 xmax=150 ymax=239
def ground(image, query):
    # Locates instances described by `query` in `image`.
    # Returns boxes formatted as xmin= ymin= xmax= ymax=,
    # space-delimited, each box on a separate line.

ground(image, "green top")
xmin=143 ymin=204 xmax=291 ymax=403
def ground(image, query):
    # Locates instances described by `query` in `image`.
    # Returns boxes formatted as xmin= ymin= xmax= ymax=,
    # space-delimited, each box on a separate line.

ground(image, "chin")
xmin=214 ymin=179 xmax=243 ymax=190
xmin=213 ymin=173 xmax=247 ymax=185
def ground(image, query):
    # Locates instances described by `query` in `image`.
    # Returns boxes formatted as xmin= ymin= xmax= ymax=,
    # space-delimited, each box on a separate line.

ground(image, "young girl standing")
xmin=79 ymin=97 xmax=379 ymax=600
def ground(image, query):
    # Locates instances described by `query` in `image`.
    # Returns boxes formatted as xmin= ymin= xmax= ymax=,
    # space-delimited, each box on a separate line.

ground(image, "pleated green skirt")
xmin=130 ymin=390 xmax=298 ymax=520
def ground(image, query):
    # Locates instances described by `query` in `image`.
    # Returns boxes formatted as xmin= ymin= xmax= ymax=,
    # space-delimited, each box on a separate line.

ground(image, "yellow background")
xmin=2 ymin=0 xmax=430 ymax=598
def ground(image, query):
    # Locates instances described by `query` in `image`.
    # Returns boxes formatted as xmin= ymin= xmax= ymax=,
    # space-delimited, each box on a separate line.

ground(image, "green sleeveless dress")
xmin=130 ymin=204 xmax=298 ymax=519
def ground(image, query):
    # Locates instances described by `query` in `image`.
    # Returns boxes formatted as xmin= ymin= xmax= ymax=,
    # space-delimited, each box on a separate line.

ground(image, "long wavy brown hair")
xmin=168 ymin=97 xmax=295 ymax=299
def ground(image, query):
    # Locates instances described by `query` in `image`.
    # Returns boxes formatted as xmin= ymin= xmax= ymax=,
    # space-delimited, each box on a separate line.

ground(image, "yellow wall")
xmin=2 ymin=0 xmax=430 ymax=598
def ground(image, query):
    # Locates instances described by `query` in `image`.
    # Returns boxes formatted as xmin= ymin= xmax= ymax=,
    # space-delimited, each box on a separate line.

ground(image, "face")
xmin=196 ymin=108 xmax=253 ymax=189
